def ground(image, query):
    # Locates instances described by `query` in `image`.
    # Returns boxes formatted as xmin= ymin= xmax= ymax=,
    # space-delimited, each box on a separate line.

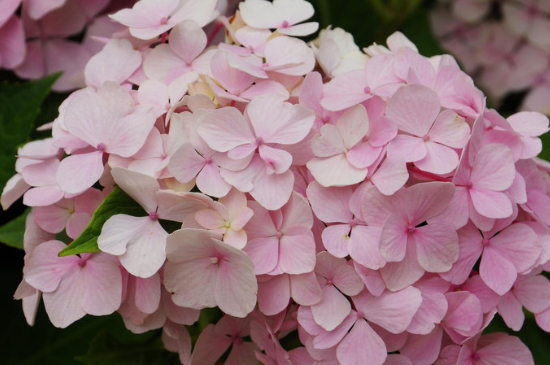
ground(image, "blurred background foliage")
xmin=1 ymin=0 xmax=550 ymax=363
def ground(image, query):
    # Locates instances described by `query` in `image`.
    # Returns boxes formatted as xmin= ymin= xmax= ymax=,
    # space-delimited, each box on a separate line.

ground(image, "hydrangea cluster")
xmin=0 ymin=0 xmax=141 ymax=91
xmin=3 ymin=0 xmax=550 ymax=364
xmin=431 ymin=0 xmax=550 ymax=113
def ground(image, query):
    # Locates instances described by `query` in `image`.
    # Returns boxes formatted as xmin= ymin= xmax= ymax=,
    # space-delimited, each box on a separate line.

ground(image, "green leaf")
xmin=0 ymin=209 xmax=29 ymax=249
xmin=75 ymin=332 xmax=179 ymax=365
xmin=58 ymin=186 xmax=144 ymax=257
xmin=0 ymin=73 xmax=60 ymax=191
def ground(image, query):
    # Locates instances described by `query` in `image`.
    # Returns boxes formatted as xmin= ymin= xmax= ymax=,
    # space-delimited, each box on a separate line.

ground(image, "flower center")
xmin=149 ymin=211 xmax=158 ymax=221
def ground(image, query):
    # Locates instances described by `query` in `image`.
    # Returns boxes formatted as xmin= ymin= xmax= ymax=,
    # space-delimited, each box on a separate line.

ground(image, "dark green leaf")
xmin=0 ymin=73 xmax=60 ymax=191
xmin=58 ymin=187 xmax=144 ymax=257
xmin=75 ymin=332 xmax=179 ymax=365
xmin=0 ymin=209 xmax=29 ymax=249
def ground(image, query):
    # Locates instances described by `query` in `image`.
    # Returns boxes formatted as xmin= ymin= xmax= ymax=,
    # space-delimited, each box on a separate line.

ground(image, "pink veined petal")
xmin=189 ymin=325 xmax=233 ymax=365
xmin=313 ymin=312 xmax=357 ymax=349
xmin=371 ymin=154 xmax=408 ymax=196
xmin=480 ymin=247 xmax=517 ymax=296
xmin=143 ymin=44 xmax=191 ymax=82
xmin=24 ymin=240 xmax=75 ymax=292
xmin=443 ymin=291 xmax=483 ymax=341
xmin=42 ymin=268 xmax=87 ymax=328
xmin=245 ymin=93 xmax=315 ymax=145
xmin=264 ymin=36 xmax=315 ymax=76
xmin=225 ymin=341 xmax=258 ymax=365
xmin=307 ymin=155 xmax=368 ymax=187
xmin=507 ymin=111 xmax=550 ymax=137
xmin=399 ymin=327 xmax=443 ymax=365
xmin=80 ymin=253 xmax=123 ymax=316
xmin=336 ymin=319 xmax=387 ymax=365
xmin=280 ymin=192 xmax=313 ymax=230
xmin=249 ymin=168 xmax=295 ymax=210
xmin=321 ymin=224 xmax=351 ymax=258
xmin=414 ymin=142 xmax=459 ymax=175
xmin=385 ymin=84 xmax=440 ymax=137
xmin=258 ymin=145 xmax=292 ymax=174
xmin=498 ymin=291 xmax=525 ymax=331
xmin=428 ymin=110 xmax=470 ymax=148
xmin=33 ymin=203 xmax=72 ymax=234
xmin=278 ymin=231 xmax=316 ymax=274
xmin=111 ymin=167 xmax=159 ymax=213
xmin=469 ymin=188 xmax=513 ymax=219
xmin=514 ymin=275 xmax=550 ymax=313
xmin=348 ymin=226 xmax=386 ymax=270
xmin=380 ymin=245 xmax=425 ymax=291
xmin=66 ymin=212 xmax=91 ymax=240
xmin=347 ymin=142 xmax=381 ymax=170
xmin=311 ymin=285 xmax=352 ymax=331
xmin=257 ymin=275 xmax=290 ymax=315
xmin=380 ymin=215 xmax=408 ymax=262
xmin=475 ymin=333 xmax=534 ymax=365
xmin=278 ymin=22 xmax=319 ymax=36
xmin=23 ymin=185 xmax=64 ymax=207
xmin=414 ymin=223 xmax=459 ymax=273
xmin=470 ymin=144 xmax=516 ymax=191
xmin=169 ymin=143 xmax=206 ymax=183
xmin=214 ymin=244 xmax=257 ymax=318
xmin=386 ymin=134 xmax=428 ymax=163
xmin=290 ymin=271 xmax=323 ymax=306
xmin=1 ymin=173 xmax=30 ymax=210
xmin=306 ymin=181 xmax=353 ymax=223
xmin=168 ymin=0 xmax=218 ymax=28
xmin=156 ymin=191 xmax=209 ymax=223
xmin=0 ymin=15 xmax=25 ymax=69
xmin=490 ymin=223 xmax=541 ymax=273
xmin=244 ymin=237 xmax=279 ymax=275
xmin=321 ymin=69 xmax=371 ymax=111
xmin=106 ymin=108 xmax=157 ymax=158
xmin=359 ymin=287 xmax=423 ymax=334
xmin=195 ymin=209 xmax=224 ymax=230
xmin=198 ymin=107 xmax=256 ymax=152
xmin=398 ymin=181 xmax=456 ymax=225
xmin=169 ymin=20 xmax=207 ymax=64
xmin=336 ymin=104 xmax=370 ymax=149
xmin=84 ymin=38 xmax=142 ymax=88
xmin=439 ymin=224 xmax=484 ymax=285
xmin=311 ymin=123 xmax=346 ymax=157
xmin=56 ymin=150 xmax=105 ymax=194
xmin=98 ymin=215 xmax=152 ymax=256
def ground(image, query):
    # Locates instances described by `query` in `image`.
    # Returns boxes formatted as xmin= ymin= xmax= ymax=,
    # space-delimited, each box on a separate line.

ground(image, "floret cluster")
xmin=3 ymin=0 xmax=550 ymax=364
xmin=432 ymin=0 xmax=550 ymax=113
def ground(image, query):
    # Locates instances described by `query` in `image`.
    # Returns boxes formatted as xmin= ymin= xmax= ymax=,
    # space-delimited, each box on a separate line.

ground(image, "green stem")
xmin=364 ymin=0 xmax=393 ymax=20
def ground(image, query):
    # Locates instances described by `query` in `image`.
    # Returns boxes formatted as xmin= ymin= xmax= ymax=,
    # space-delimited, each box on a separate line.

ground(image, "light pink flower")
xmin=164 ymin=228 xmax=258 ymax=317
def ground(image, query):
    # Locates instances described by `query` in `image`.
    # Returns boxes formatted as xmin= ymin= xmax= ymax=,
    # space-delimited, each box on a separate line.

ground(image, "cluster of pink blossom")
xmin=431 ymin=0 xmax=550 ymax=113
xmin=3 ymin=0 xmax=550 ymax=364
xmin=0 ymin=0 xmax=140 ymax=91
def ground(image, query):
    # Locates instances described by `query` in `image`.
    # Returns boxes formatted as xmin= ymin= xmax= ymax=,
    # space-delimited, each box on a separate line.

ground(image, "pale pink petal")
xmin=336 ymin=320 xmax=387 ymax=365
xmin=359 ymin=287 xmax=422 ymax=333
xmin=387 ymin=135 xmax=427 ymax=162
xmin=307 ymin=155 xmax=368 ymax=187
xmin=480 ymin=246 xmax=517 ymax=295
xmin=169 ymin=20 xmax=207 ymax=64
xmin=414 ymin=223 xmax=459 ymax=273
xmin=414 ymin=142 xmax=459 ymax=175
xmin=306 ymin=182 xmax=353 ymax=223
xmin=279 ymin=231 xmax=316 ymax=274
xmin=470 ymin=144 xmax=516 ymax=191
xmin=490 ymin=223 xmax=541 ymax=273
xmin=470 ymin=188 xmax=513 ymax=219
xmin=349 ymin=226 xmax=386 ymax=270
xmin=322 ymin=224 xmax=351 ymax=258
xmin=257 ymin=275 xmax=290 ymax=315
xmin=56 ymin=151 xmax=104 ymax=194
xmin=371 ymin=155 xmax=408 ymax=196
xmin=156 ymin=190 xmax=209 ymax=222
xmin=24 ymin=240 xmax=75 ymax=292
xmin=498 ymin=292 xmax=524 ymax=331
xmin=198 ymin=107 xmax=256 ymax=152
xmin=111 ymin=167 xmax=159 ymax=213
xmin=386 ymin=84 xmax=440 ymax=137
xmin=380 ymin=215 xmax=408 ymax=262
xmin=311 ymin=285 xmax=352 ymax=331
